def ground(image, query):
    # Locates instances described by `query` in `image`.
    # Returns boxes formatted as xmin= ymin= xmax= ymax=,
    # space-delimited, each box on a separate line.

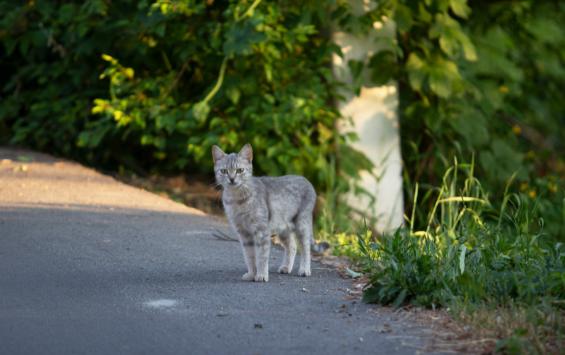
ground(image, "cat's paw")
xmin=278 ymin=265 xmax=290 ymax=274
xmin=297 ymin=268 xmax=311 ymax=277
xmin=254 ymin=273 xmax=269 ymax=282
xmin=241 ymin=272 xmax=255 ymax=281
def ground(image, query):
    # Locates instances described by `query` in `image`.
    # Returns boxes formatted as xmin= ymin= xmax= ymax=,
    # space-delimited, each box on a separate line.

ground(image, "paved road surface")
xmin=0 ymin=148 xmax=435 ymax=354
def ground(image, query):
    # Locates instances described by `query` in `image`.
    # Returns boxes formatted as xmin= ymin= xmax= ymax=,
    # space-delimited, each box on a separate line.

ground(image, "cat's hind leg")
xmin=295 ymin=213 xmax=313 ymax=277
xmin=277 ymin=231 xmax=297 ymax=274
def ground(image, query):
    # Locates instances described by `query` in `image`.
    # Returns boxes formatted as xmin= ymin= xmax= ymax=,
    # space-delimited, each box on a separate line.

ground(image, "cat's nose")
xmin=229 ymin=177 xmax=235 ymax=184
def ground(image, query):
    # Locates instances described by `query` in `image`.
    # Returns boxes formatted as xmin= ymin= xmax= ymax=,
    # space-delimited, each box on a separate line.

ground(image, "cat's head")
xmin=212 ymin=143 xmax=253 ymax=188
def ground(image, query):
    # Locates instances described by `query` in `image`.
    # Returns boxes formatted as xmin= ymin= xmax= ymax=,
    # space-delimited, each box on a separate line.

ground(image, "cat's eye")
xmin=236 ymin=168 xmax=244 ymax=174
xmin=220 ymin=169 xmax=228 ymax=174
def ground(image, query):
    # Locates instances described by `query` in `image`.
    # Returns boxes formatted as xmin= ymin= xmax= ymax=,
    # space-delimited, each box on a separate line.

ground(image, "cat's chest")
xmin=223 ymin=195 xmax=267 ymax=230
xmin=223 ymin=198 xmax=256 ymax=220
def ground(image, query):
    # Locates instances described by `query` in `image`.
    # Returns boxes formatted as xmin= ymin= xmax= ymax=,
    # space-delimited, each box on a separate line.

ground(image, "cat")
xmin=212 ymin=143 xmax=316 ymax=282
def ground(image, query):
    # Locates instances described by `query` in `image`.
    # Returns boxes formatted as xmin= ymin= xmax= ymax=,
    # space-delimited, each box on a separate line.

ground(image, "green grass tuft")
xmin=346 ymin=161 xmax=565 ymax=352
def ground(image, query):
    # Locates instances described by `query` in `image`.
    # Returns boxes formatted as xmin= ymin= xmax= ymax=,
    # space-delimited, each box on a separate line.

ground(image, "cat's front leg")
xmin=254 ymin=232 xmax=271 ymax=282
xmin=239 ymin=234 xmax=256 ymax=281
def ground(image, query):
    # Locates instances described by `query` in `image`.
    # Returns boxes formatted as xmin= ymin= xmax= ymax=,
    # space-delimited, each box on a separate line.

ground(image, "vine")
xmin=193 ymin=0 xmax=264 ymax=122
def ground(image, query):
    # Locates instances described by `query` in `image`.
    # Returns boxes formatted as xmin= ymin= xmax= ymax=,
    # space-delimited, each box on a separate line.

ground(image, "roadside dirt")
xmin=117 ymin=173 xmax=224 ymax=216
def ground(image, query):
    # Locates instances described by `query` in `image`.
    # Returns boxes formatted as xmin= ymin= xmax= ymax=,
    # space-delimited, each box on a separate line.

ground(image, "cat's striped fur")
xmin=212 ymin=144 xmax=316 ymax=282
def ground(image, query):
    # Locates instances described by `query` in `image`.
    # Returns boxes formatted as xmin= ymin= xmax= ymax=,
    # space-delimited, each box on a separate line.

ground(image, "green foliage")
xmin=0 ymin=0 xmax=371 ymax=192
xmin=358 ymin=162 xmax=564 ymax=352
xmin=346 ymin=0 xmax=565 ymax=232
xmin=1 ymin=0 xmax=563 ymax=236
xmin=362 ymin=162 xmax=564 ymax=307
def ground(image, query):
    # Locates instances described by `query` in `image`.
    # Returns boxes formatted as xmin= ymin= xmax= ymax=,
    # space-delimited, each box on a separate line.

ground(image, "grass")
xmin=329 ymin=160 xmax=565 ymax=353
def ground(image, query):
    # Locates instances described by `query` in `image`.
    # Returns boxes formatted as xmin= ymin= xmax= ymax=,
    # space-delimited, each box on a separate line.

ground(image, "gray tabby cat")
xmin=212 ymin=143 xmax=316 ymax=282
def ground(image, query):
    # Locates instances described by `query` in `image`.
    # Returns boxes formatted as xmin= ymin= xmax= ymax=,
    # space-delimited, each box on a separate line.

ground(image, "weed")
xmin=348 ymin=161 xmax=565 ymax=352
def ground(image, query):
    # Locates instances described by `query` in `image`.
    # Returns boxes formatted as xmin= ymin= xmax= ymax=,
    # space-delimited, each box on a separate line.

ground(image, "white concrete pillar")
xmin=332 ymin=1 xmax=404 ymax=233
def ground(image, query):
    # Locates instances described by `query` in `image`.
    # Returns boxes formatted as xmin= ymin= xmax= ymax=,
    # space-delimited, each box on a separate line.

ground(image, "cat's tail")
xmin=311 ymin=240 xmax=330 ymax=254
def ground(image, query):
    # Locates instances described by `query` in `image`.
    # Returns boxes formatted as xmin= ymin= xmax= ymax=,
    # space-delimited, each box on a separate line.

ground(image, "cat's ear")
xmin=212 ymin=145 xmax=226 ymax=163
xmin=238 ymin=143 xmax=253 ymax=162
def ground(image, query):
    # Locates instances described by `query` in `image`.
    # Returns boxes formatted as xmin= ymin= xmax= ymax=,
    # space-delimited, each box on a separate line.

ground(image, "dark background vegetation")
xmin=1 ymin=0 xmax=563 ymax=230
xmin=1 ymin=0 xmax=564 ymax=352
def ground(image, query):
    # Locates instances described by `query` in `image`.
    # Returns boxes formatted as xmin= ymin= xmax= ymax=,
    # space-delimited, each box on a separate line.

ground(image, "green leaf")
xmin=226 ymin=87 xmax=241 ymax=104
xmin=439 ymin=34 xmax=457 ymax=57
xmin=406 ymin=53 xmax=426 ymax=92
xmin=472 ymin=32 xmax=523 ymax=82
xmin=431 ymin=13 xmax=476 ymax=61
xmin=449 ymin=0 xmax=470 ymax=19
xmin=459 ymin=244 xmax=467 ymax=275
xmin=369 ymin=51 xmax=397 ymax=85
xmin=429 ymin=58 xmax=461 ymax=97
xmin=392 ymin=288 xmax=408 ymax=308
xmin=460 ymin=34 xmax=477 ymax=61
xmin=347 ymin=59 xmax=364 ymax=80
xmin=394 ymin=4 xmax=413 ymax=33
xmin=418 ymin=3 xmax=433 ymax=23
xmin=524 ymin=18 xmax=564 ymax=45
xmin=192 ymin=101 xmax=210 ymax=122
xmin=347 ymin=59 xmax=365 ymax=94
xmin=338 ymin=144 xmax=374 ymax=178
xmin=223 ymin=20 xmax=266 ymax=56
xmin=429 ymin=69 xmax=451 ymax=98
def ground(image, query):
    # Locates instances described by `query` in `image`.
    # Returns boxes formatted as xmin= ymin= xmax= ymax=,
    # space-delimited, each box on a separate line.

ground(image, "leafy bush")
xmin=0 ymin=0 xmax=371 ymax=191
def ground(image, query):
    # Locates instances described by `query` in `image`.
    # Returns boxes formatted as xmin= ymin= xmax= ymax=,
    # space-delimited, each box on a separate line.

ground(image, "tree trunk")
xmin=332 ymin=0 xmax=404 ymax=233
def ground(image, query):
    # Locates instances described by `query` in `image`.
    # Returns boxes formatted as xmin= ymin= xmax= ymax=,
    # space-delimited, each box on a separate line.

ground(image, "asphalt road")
xmin=0 ymin=148 xmax=436 ymax=355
